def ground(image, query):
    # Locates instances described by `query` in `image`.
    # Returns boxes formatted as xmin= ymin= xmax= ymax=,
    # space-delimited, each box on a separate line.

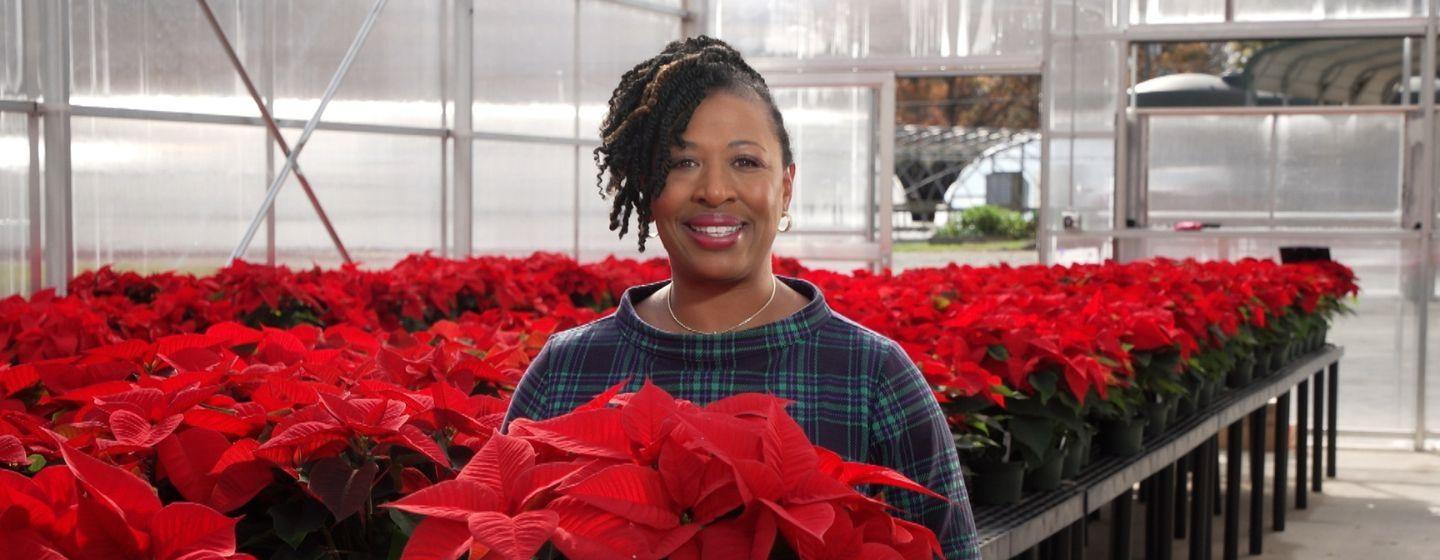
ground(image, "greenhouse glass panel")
xmin=1071 ymin=136 xmax=1116 ymax=229
xmin=1146 ymin=115 xmax=1272 ymax=221
xmin=578 ymin=0 xmax=681 ymax=140
xmin=1275 ymin=113 xmax=1402 ymax=219
xmin=474 ymin=141 xmax=576 ymax=256
xmin=474 ymin=0 xmax=575 ymax=137
xmin=1072 ymin=40 xmax=1118 ymax=133
xmin=713 ymin=0 xmax=1043 ymax=59
xmin=1233 ymin=0 xmax=1417 ymax=21
xmin=1129 ymin=0 xmax=1226 ymax=24
xmin=71 ymin=117 xmax=266 ymax=275
xmin=69 ymin=0 xmax=262 ymax=115
xmin=272 ymin=0 xmax=443 ymax=128
xmin=772 ymin=87 xmax=872 ymax=231
xmin=0 ymin=112 xmax=25 ymax=295
xmin=272 ymin=130 xmax=442 ymax=269
xmin=1430 ymin=238 xmax=1440 ymax=434
xmin=1 ymin=0 xmax=24 ymax=100
xmin=1141 ymin=237 xmax=1417 ymax=433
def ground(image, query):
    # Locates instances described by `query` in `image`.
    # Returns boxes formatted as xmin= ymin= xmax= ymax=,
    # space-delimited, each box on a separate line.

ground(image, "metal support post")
xmin=196 ymin=0 xmax=351 ymax=264
xmin=231 ymin=0 xmax=389 ymax=262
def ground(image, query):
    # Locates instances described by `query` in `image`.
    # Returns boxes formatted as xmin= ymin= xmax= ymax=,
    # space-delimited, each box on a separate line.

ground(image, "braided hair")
xmin=594 ymin=36 xmax=794 ymax=252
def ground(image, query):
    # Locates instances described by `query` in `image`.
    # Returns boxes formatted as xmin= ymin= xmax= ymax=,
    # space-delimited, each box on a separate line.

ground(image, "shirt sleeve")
xmin=501 ymin=341 xmax=555 ymax=434
xmin=868 ymin=341 xmax=981 ymax=560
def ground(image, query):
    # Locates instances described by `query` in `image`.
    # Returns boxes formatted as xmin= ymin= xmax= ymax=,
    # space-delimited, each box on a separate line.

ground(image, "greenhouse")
xmin=0 ymin=0 xmax=1437 ymax=559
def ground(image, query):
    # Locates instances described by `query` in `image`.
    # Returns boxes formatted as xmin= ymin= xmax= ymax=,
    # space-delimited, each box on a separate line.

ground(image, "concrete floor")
xmin=1077 ymin=448 xmax=1440 ymax=559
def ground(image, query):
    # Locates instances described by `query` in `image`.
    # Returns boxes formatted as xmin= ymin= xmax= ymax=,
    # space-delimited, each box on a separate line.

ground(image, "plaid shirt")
xmin=503 ymin=277 xmax=981 ymax=559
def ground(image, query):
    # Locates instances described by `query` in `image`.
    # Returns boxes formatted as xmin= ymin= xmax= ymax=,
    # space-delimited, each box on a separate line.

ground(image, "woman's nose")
xmin=692 ymin=165 xmax=738 ymax=207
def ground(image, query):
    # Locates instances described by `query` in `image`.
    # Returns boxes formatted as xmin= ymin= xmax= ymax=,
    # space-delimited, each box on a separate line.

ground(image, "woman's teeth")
xmin=689 ymin=224 xmax=742 ymax=237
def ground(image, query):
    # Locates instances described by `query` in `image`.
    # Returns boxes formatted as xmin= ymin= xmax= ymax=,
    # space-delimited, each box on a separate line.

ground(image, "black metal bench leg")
xmin=1296 ymin=379 xmax=1309 ymax=509
xmin=1249 ymin=406 xmax=1267 ymax=555
xmin=1190 ymin=438 xmax=1212 ymax=559
xmin=1224 ymin=422 xmax=1243 ymax=560
xmin=1159 ymin=465 xmax=1175 ymax=560
xmin=1176 ymin=454 xmax=1189 ymax=540
xmin=1313 ymin=371 xmax=1324 ymax=493
xmin=1274 ymin=391 xmax=1290 ymax=532
xmin=1113 ymin=487 xmax=1134 ymax=560
xmin=1327 ymin=362 xmax=1338 ymax=479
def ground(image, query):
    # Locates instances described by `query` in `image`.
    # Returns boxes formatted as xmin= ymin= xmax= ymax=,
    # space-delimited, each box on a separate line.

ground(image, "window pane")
xmin=1130 ymin=0 xmax=1226 ymax=24
xmin=577 ymin=0 xmax=680 ymax=140
xmin=1147 ymin=115 xmax=1272 ymax=221
xmin=474 ymin=0 xmax=576 ymax=137
xmin=1275 ymin=113 xmax=1402 ymax=218
xmin=715 ymin=0 xmax=1043 ymax=59
xmin=773 ymin=86 xmax=872 ymax=231
xmin=272 ymin=0 xmax=443 ymax=128
xmin=69 ymin=0 xmax=263 ymax=115
xmin=72 ymin=117 xmax=267 ymax=274
xmin=268 ymin=131 xmax=442 ymax=269
xmin=1 ymin=0 xmax=26 ymax=100
xmin=1234 ymin=0 xmax=1417 ymax=21
xmin=474 ymin=141 xmax=576 ymax=256
xmin=0 ymin=112 xmax=26 ymax=295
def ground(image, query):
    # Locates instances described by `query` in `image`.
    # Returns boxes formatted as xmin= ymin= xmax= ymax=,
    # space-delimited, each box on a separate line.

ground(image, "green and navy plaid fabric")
xmin=503 ymin=277 xmax=981 ymax=559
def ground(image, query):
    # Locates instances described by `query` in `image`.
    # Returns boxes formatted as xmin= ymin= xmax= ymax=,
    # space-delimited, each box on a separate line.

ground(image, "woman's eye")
xmin=670 ymin=159 xmax=697 ymax=169
xmin=735 ymin=157 xmax=761 ymax=168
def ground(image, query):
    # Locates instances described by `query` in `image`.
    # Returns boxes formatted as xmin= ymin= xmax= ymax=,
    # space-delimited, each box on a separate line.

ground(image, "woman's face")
xmin=651 ymin=91 xmax=795 ymax=283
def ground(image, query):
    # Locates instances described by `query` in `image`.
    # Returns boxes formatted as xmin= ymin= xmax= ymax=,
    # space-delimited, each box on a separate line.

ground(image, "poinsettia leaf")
xmin=457 ymin=432 xmax=535 ymax=499
xmin=620 ymin=379 xmax=677 ymax=447
xmin=576 ymin=377 xmax=630 ymax=412
xmin=399 ymin=518 xmax=471 ymax=560
xmin=73 ymin=490 xmax=145 ymax=558
xmin=466 ymin=510 xmax=559 ymax=560
xmin=0 ymin=434 xmax=29 ymax=465
xmin=558 ymin=463 xmax=679 ymax=529
xmin=268 ymin=499 xmax=328 ymax=550
xmin=148 ymin=502 xmax=239 ymax=560
xmin=704 ymin=393 xmax=792 ymax=417
xmin=56 ymin=437 xmax=162 ymax=522
xmin=521 ymin=408 xmax=630 ymax=460
xmin=759 ymin=499 xmax=834 ymax=543
xmin=157 ymin=428 xmax=229 ymax=503
xmin=305 ymin=457 xmax=378 ymax=522
xmin=380 ymin=479 xmax=501 ymax=521
xmin=548 ymin=496 xmax=647 ymax=560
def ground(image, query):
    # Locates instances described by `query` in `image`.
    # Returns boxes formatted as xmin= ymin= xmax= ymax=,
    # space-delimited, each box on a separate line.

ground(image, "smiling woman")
xmin=503 ymin=36 xmax=982 ymax=559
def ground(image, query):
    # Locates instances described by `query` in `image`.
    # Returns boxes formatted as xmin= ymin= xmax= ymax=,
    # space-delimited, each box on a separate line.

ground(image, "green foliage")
xmin=934 ymin=205 xmax=1036 ymax=240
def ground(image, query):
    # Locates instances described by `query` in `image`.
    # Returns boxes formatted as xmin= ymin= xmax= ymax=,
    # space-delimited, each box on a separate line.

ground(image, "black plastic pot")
xmin=1269 ymin=343 xmax=1289 ymax=372
xmin=968 ymin=460 xmax=1027 ymax=505
xmin=1061 ymin=434 xmax=1090 ymax=479
xmin=1227 ymin=357 xmax=1255 ymax=388
xmin=1025 ymin=451 xmax=1066 ymax=492
xmin=1100 ymin=418 xmax=1148 ymax=457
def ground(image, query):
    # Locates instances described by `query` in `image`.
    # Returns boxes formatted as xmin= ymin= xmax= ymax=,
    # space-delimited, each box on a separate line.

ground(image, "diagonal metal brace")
xmin=197 ymin=0 xmax=351 ymax=264
xmin=228 ymin=0 xmax=389 ymax=263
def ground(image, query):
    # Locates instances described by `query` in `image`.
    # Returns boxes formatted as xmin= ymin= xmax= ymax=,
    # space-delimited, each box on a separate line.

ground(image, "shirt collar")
xmin=614 ymin=275 xmax=832 ymax=361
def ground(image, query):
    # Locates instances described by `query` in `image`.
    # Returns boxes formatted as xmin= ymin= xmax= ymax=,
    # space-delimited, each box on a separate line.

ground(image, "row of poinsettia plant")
xmin=0 ymin=253 xmax=1357 ymax=556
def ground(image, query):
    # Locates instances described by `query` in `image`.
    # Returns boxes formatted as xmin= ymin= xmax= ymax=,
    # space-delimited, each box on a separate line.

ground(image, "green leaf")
xmin=1030 ymin=370 xmax=1059 ymax=404
xmin=25 ymin=454 xmax=45 ymax=473
xmin=1007 ymin=415 xmax=1058 ymax=464
xmin=269 ymin=499 xmax=327 ymax=550
xmin=987 ymin=344 xmax=1010 ymax=362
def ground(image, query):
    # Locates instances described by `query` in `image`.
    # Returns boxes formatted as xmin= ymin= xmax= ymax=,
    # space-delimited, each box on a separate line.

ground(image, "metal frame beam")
xmin=38 ymin=0 xmax=72 ymax=294
xmin=752 ymin=55 xmax=1042 ymax=77
xmin=232 ymin=0 xmax=389 ymax=263
xmin=453 ymin=0 xmax=474 ymax=258
xmin=196 ymin=0 xmax=350 ymax=265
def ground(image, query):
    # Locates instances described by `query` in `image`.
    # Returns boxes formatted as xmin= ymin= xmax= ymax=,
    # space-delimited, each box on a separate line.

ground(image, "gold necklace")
xmin=666 ymin=276 xmax=779 ymax=335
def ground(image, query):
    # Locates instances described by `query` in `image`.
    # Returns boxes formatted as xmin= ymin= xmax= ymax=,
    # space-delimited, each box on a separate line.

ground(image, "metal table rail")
xmin=973 ymin=345 xmax=1344 ymax=559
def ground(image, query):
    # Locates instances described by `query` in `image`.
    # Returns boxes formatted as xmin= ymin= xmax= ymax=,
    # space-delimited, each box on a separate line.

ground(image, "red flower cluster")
xmin=388 ymin=380 xmax=943 ymax=560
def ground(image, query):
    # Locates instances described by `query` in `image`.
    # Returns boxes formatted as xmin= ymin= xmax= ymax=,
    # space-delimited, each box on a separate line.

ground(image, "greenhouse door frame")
xmin=759 ymin=71 xmax=897 ymax=271
xmin=1112 ymin=9 xmax=1439 ymax=451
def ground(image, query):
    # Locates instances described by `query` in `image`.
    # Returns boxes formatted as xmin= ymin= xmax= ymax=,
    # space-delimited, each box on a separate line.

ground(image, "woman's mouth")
xmin=683 ymin=215 xmax=745 ymax=250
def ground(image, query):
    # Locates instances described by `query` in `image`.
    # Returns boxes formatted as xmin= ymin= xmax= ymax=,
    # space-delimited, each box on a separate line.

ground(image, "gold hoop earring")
xmin=777 ymin=212 xmax=793 ymax=233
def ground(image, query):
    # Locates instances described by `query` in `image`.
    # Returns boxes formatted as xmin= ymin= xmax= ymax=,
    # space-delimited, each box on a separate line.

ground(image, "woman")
xmin=503 ymin=36 xmax=980 ymax=559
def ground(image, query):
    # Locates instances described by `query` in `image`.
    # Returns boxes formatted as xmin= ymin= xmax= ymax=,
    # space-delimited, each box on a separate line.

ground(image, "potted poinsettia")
xmin=385 ymin=380 xmax=947 ymax=559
